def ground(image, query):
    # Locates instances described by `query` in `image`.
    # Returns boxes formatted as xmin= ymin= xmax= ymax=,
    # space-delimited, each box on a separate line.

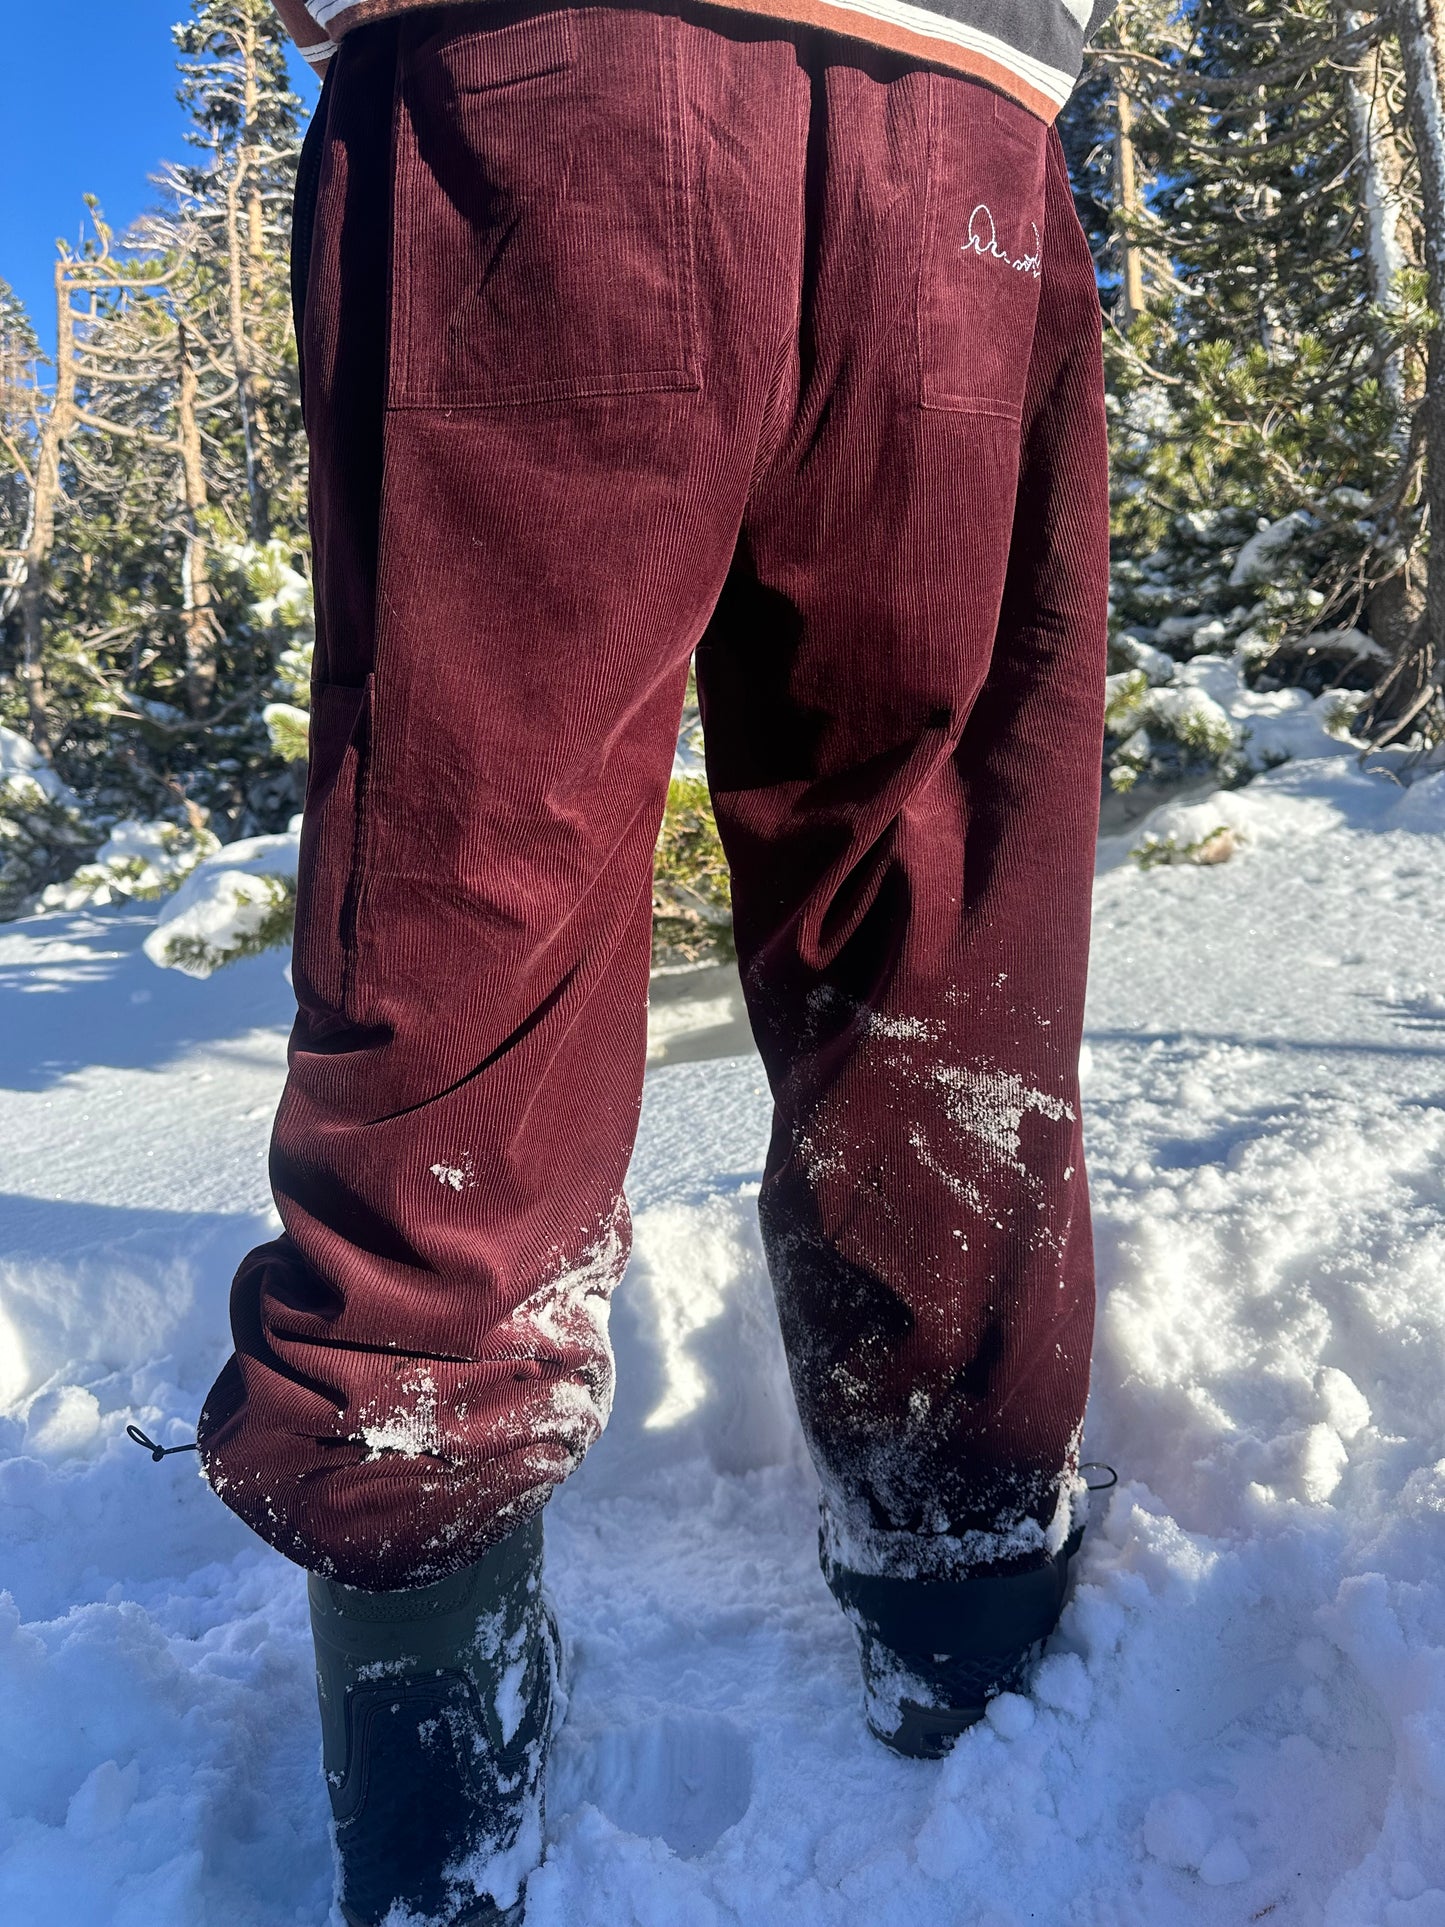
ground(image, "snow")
xmin=1179 ymin=652 xmax=1357 ymax=766
xmin=1228 ymin=510 xmax=1312 ymax=587
xmin=3 ymin=745 xmax=1445 ymax=1922
xmin=92 ymin=820 xmax=213 ymax=882
xmin=143 ymin=822 xmax=300 ymax=977
xmin=0 ymin=724 xmax=74 ymax=803
xmin=357 ymin=1369 xmax=443 ymax=1461
xmin=37 ymin=818 xmax=222 ymax=913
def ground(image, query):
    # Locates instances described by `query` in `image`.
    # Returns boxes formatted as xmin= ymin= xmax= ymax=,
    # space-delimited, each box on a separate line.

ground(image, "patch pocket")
xmin=919 ymin=82 xmax=1048 ymax=418
xmin=389 ymin=7 xmax=698 ymax=408
xmin=293 ymin=678 xmax=372 ymax=1025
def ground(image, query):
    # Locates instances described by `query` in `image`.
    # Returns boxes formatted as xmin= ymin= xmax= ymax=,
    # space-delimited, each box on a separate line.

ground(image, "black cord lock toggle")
xmin=126 ymin=1424 xmax=200 ymax=1463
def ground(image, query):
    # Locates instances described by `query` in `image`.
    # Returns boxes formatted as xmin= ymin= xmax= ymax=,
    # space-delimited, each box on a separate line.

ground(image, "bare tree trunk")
xmin=1366 ymin=566 xmax=1427 ymax=674
xmin=176 ymin=319 xmax=218 ymax=714
xmin=1338 ymin=8 xmax=1425 ymax=673
xmin=1254 ymin=89 xmax=1283 ymax=359
xmin=15 ymin=259 xmax=80 ymax=756
xmin=226 ymin=159 xmax=269 ymax=543
xmin=242 ymin=14 xmax=268 ymax=282
xmin=1360 ymin=0 xmax=1445 ymax=741
xmin=0 ymin=313 xmax=40 ymax=628
xmin=1342 ymin=7 xmax=1413 ymax=400
xmin=1114 ymin=84 xmax=1147 ymax=326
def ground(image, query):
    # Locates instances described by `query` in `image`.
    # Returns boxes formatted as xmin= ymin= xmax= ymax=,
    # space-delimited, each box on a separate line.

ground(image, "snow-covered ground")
xmin=4 ymin=746 xmax=1445 ymax=1926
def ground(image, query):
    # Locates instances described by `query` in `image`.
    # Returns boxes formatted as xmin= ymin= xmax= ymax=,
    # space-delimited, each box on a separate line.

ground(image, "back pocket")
xmin=389 ymin=6 xmax=698 ymax=409
xmin=919 ymin=81 xmax=1048 ymax=419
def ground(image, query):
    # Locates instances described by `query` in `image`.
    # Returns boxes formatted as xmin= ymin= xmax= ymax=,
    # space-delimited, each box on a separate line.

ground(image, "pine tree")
xmin=1061 ymin=0 xmax=1436 ymax=796
xmin=0 ymin=0 xmax=311 ymax=890
xmin=167 ymin=0 xmax=309 ymax=542
xmin=0 ymin=280 xmax=41 ymax=666
xmin=1364 ymin=0 xmax=1445 ymax=738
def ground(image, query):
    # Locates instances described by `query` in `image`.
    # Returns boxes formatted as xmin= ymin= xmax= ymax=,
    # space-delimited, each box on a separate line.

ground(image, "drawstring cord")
xmin=126 ymin=1424 xmax=200 ymax=1464
xmin=122 ymin=1424 xmax=1116 ymax=1504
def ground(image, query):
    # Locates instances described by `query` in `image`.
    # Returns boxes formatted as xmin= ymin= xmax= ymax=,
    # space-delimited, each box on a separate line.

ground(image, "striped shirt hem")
xmin=301 ymin=0 xmax=1084 ymax=119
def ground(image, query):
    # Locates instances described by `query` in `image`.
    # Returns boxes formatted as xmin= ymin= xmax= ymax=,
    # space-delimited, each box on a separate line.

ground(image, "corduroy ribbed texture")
xmin=198 ymin=3 xmax=1110 ymax=1591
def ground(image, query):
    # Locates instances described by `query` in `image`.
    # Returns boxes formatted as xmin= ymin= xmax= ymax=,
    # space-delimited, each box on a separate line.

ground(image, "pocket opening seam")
xmin=338 ymin=673 xmax=376 ymax=1020
xmin=299 ymin=677 xmax=375 ymax=1022
xmin=405 ymin=8 xmax=577 ymax=92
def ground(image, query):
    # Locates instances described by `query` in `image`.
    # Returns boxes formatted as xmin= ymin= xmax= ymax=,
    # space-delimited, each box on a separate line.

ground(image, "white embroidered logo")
xmin=961 ymin=204 xmax=1042 ymax=279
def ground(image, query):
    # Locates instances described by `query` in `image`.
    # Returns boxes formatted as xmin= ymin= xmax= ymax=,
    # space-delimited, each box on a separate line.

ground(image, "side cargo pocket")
xmin=292 ymin=677 xmax=373 ymax=1029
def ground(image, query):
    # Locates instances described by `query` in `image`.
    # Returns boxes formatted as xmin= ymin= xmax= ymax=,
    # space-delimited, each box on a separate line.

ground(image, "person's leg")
xmin=198 ymin=10 xmax=817 ymax=1919
xmin=699 ymin=57 xmax=1109 ymax=1747
xmin=197 ymin=7 xmax=807 ymax=1587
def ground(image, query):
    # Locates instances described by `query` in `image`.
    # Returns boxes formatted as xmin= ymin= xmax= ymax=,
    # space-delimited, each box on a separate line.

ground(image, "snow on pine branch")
xmin=143 ymin=821 xmax=299 ymax=977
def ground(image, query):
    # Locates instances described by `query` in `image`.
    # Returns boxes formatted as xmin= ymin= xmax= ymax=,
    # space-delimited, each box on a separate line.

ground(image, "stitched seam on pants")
xmin=661 ymin=11 xmax=702 ymax=392
xmin=748 ymin=327 xmax=800 ymax=488
xmin=387 ymin=30 xmax=410 ymax=412
xmin=914 ymin=70 xmax=935 ymax=411
xmin=747 ymin=70 xmax=809 ymax=486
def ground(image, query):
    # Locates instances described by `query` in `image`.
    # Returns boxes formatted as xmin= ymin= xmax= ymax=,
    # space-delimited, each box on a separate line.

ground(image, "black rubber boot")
xmin=827 ymin=1525 xmax=1084 ymax=1759
xmin=308 ymin=1513 xmax=559 ymax=1927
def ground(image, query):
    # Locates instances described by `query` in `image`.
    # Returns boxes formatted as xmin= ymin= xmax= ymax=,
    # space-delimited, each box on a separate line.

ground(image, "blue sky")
xmin=2 ymin=1 xmax=317 ymax=357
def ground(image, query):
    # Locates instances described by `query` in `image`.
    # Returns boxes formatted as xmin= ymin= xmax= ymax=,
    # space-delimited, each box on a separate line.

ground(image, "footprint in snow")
xmin=558 ymin=1709 xmax=754 ymax=1858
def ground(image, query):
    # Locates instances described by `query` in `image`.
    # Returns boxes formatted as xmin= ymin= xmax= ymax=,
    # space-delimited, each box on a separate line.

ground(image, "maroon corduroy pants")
xmin=198 ymin=0 xmax=1110 ymax=1594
